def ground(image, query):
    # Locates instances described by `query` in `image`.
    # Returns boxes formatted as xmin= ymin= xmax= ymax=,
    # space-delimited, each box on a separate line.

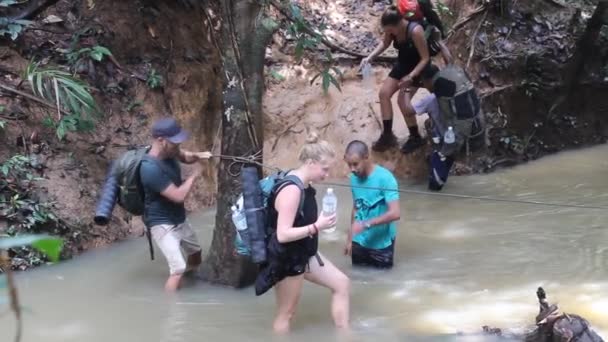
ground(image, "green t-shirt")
xmin=349 ymin=165 xmax=400 ymax=249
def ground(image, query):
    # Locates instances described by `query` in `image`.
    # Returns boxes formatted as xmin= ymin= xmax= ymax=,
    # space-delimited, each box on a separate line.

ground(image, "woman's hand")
xmin=398 ymin=74 xmax=413 ymax=89
xmin=315 ymin=212 xmax=337 ymax=231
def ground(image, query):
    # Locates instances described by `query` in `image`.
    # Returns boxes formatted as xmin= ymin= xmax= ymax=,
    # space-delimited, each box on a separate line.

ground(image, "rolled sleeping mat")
xmin=94 ymin=162 xmax=119 ymax=225
xmin=241 ymin=166 xmax=266 ymax=264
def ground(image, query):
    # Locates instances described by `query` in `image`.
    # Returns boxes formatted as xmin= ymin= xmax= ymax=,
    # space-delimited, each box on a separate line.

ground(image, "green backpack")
xmin=111 ymin=146 xmax=162 ymax=260
xmin=432 ymin=64 xmax=483 ymax=157
xmin=112 ymin=147 xmax=151 ymax=216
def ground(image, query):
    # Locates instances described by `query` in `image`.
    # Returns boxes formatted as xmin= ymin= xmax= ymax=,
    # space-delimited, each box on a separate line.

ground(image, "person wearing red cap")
xmin=140 ymin=117 xmax=212 ymax=292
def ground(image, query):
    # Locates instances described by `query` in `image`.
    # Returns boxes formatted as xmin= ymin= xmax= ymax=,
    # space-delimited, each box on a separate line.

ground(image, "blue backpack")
xmin=232 ymin=169 xmax=305 ymax=264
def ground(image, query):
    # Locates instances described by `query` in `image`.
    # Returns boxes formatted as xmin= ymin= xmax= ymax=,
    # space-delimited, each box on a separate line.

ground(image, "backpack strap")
xmin=273 ymin=174 xmax=306 ymax=217
xmin=406 ymin=21 xmax=419 ymax=41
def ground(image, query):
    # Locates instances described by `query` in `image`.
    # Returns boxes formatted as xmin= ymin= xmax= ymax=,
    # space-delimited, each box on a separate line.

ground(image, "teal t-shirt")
xmin=350 ymin=165 xmax=400 ymax=249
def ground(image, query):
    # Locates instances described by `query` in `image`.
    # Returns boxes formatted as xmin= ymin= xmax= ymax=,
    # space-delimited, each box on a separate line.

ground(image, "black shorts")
xmin=388 ymin=61 xmax=422 ymax=87
xmin=351 ymin=239 xmax=395 ymax=269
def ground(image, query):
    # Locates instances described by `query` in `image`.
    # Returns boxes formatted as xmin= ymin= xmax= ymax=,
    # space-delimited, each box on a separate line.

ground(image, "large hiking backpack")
xmin=111 ymin=147 xmax=151 ymax=215
xmin=397 ymin=0 xmax=446 ymax=38
xmin=232 ymin=167 xmax=305 ymax=264
xmin=109 ymin=146 xmax=170 ymax=260
xmin=432 ymin=64 xmax=483 ymax=157
xmin=396 ymin=0 xmax=423 ymax=20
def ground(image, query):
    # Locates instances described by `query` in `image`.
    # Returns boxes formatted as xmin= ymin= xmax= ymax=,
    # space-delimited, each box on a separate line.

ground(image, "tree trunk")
xmin=563 ymin=2 xmax=607 ymax=95
xmin=547 ymin=2 xmax=606 ymax=115
xmin=200 ymin=0 xmax=277 ymax=287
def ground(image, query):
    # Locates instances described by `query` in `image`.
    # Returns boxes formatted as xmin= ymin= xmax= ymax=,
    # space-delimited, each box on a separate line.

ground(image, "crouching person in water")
xmin=343 ymin=140 xmax=401 ymax=268
xmin=409 ymin=63 xmax=483 ymax=191
xmin=255 ymin=132 xmax=350 ymax=333
xmin=139 ymin=117 xmax=212 ymax=292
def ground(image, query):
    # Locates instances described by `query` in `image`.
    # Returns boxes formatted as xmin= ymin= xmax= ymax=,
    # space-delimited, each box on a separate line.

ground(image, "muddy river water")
xmin=2 ymin=145 xmax=608 ymax=341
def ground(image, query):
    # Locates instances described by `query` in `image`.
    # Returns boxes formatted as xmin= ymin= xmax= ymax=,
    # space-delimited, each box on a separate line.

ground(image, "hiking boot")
xmin=372 ymin=133 xmax=398 ymax=152
xmin=400 ymin=135 xmax=425 ymax=154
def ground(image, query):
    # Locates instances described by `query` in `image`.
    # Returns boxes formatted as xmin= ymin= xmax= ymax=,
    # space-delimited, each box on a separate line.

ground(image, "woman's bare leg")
xmin=304 ymin=254 xmax=350 ymax=329
xmin=273 ymin=274 xmax=305 ymax=334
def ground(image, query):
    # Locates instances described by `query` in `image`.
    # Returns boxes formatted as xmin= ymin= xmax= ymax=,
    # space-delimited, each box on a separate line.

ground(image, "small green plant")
xmin=66 ymin=45 xmax=113 ymax=66
xmin=0 ymin=154 xmax=30 ymax=177
xmin=269 ymin=69 xmax=286 ymax=82
xmin=284 ymin=4 xmax=342 ymax=94
xmin=310 ymin=52 xmax=342 ymax=95
xmin=146 ymin=69 xmax=163 ymax=89
xmin=0 ymin=1 xmax=33 ymax=40
xmin=24 ymin=61 xmax=101 ymax=140
xmin=435 ymin=0 xmax=453 ymax=17
xmin=0 ymin=155 xmax=58 ymax=235
xmin=287 ymin=3 xmax=325 ymax=61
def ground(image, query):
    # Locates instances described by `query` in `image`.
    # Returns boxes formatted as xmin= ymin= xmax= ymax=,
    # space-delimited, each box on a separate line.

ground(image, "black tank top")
xmin=392 ymin=21 xmax=422 ymax=67
xmin=268 ymin=184 xmax=318 ymax=258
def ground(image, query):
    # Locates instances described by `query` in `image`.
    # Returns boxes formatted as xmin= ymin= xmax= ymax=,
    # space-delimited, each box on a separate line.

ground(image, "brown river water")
xmin=2 ymin=145 xmax=607 ymax=342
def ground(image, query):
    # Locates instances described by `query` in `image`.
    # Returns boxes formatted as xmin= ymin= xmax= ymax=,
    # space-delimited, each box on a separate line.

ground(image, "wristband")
xmin=312 ymin=223 xmax=319 ymax=234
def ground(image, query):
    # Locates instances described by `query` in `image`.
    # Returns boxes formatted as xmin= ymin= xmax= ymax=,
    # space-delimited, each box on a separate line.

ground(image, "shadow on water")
xmin=2 ymin=145 xmax=608 ymax=341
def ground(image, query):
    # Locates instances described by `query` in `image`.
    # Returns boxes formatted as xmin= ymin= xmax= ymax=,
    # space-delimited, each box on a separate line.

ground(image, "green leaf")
xmin=1 ymin=165 xmax=8 ymax=176
xmin=42 ymin=116 xmax=55 ymax=128
xmin=90 ymin=50 xmax=103 ymax=61
xmin=0 ymin=234 xmax=56 ymax=249
xmin=331 ymin=66 xmax=343 ymax=78
xmin=294 ymin=42 xmax=304 ymax=61
xmin=89 ymin=46 xmax=111 ymax=62
xmin=322 ymin=72 xmax=330 ymax=94
xmin=31 ymin=238 xmax=63 ymax=262
xmin=92 ymin=46 xmax=112 ymax=56
xmin=13 ymin=20 xmax=33 ymax=26
xmin=0 ymin=235 xmax=63 ymax=262
xmin=269 ymin=70 xmax=285 ymax=81
xmin=56 ymin=122 xmax=66 ymax=140
xmin=261 ymin=17 xmax=278 ymax=31
xmin=290 ymin=3 xmax=302 ymax=20
xmin=0 ymin=0 xmax=18 ymax=7
xmin=0 ymin=104 xmax=4 ymax=113
xmin=0 ymin=120 xmax=5 ymax=129
xmin=7 ymin=23 xmax=22 ymax=40
xmin=328 ymin=73 xmax=341 ymax=92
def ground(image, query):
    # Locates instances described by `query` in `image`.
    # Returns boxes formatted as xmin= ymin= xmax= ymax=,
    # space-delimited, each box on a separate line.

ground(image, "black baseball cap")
xmin=151 ymin=117 xmax=189 ymax=144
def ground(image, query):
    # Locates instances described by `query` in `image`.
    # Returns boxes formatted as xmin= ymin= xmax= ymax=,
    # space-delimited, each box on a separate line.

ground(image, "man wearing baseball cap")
xmin=140 ymin=117 xmax=212 ymax=292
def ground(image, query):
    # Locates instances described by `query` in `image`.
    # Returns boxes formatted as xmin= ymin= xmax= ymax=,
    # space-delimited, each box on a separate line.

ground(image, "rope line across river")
xmin=213 ymin=154 xmax=608 ymax=211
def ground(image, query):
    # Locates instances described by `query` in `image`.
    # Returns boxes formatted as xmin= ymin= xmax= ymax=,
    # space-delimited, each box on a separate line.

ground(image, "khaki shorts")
xmin=150 ymin=221 xmax=202 ymax=275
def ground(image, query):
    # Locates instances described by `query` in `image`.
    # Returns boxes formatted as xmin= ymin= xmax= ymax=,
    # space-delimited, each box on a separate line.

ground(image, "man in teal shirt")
xmin=343 ymin=140 xmax=401 ymax=268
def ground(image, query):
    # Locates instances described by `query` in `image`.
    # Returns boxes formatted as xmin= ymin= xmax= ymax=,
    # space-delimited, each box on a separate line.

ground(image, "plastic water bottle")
xmin=322 ymin=188 xmax=337 ymax=234
xmin=444 ymin=126 xmax=455 ymax=144
xmin=361 ymin=62 xmax=374 ymax=96
xmin=231 ymin=205 xmax=249 ymax=254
